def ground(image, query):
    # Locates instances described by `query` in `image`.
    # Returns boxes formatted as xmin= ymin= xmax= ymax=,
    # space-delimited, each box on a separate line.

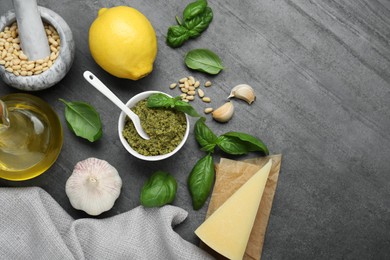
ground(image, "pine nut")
xmin=186 ymin=95 xmax=195 ymax=101
xmin=202 ymin=97 xmax=211 ymax=103
xmin=0 ymin=60 xmax=5 ymax=65
xmin=19 ymin=53 xmax=27 ymax=60
xmin=27 ymin=71 xmax=33 ymax=76
xmin=205 ymin=81 xmax=212 ymax=87
xmin=188 ymin=86 xmax=195 ymax=91
xmin=50 ymin=52 xmax=56 ymax=60
xmin=50 ymin=45 xmax=57 ymax=52
xmin=179 ymin=77 xmax=187 ymax=83
xmin=169 ymin=83 xmax=177 ymax=89
xmin=35 ymin=59 xmax=44 ymax=64
xmin=26 ymin=64 xmax=35 ymax=70
xmin=188 ymin=76 xmax=195 ymax=85
xmin=184 ymin=80 xmax=190 ymax=88
xmin=20 ymin=71 xmax=27 ymax=76
xmin=34 ymin=65 xmax=43 ymax=71
xmin=13 ymin=70 xmax=20 ymax=76
xmin=187 ymin=90 xmax=196 ymax=95
xmin=179 ymin=84 xmax=185 ymax=88
xmin=204 ymin=108 xmax=213 ymax=114
xmin=181 ymin=88 xmax=189 ymax=93
xmin=198 ymin=89 xmax=205 ymax=98
xmin=194 ymin=81 xmax=200 ymax=88
xmin=47 ymin=60 xmax=53 ymax=67
xmin=12 ymin=59 xmax=20 ymax=65
xmin=5 ymin=67 xmax=13 ymax=73
xmin=12 ymin=65 xmax=21 ymax=70
xmin=180 ymin=93 xmax=187 ymax=99
xmin=34 ymin=70 xmax=42 ymax=75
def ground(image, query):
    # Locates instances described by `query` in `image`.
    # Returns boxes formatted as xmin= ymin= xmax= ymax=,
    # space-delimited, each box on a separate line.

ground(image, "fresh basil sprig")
xmin=188 ymin=153 xmax=215 ymax=210
xmin=188 ymin=118 xmax=269 ymax=210
xmin=140 ymin=171 xmax=178 ymax=208
xmin=147 ymin=93 xmax=200 ymax=117
xmin=167 ymin=0 xmax=213 ymax=48
xmin=59 ymin=99 xmax=102 ymax=142
xmin=185 ymin=49 xmax=224 ymax=75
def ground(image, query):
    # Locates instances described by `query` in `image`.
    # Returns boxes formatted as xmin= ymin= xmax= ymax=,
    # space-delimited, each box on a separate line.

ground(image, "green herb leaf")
xmin=183 ymin=0 xmax=207 ymax=21
xmin=147 ymin=93 xmax=175 ymax=108
xmin=173 ymin=100 xmax=200 ymax=117
xmin=185 ymin=7 xmax=213 ymax=38
xmin=185 ymin=49 xmax=224 ymax=75
xmin=194 ymin=117 xmax=217 ymax=152
xmin=188 ymin=153 xmax=215 ymax=210
xmin=217 ymin=132 xmax=269 ymax=155
xmin=166 ymin=0 xmax=213 ymax=48
xmin=59 ymin=99 xmax=102 ymax=142
xmin=167 ymin=25 xmax=190 ymax=48
xmin=147 ymin=93 xmax=200 ymax=117
xmin=140 ymin=171 xmax=177 ymax=207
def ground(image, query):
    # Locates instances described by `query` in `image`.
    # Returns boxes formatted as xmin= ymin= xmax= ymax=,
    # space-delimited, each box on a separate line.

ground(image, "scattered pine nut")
xmin=197 ymin=89 xmax=205 ymax=98
xmin=170 ymin=83 xmax=177 ymax=89
xmin=202 ymin=97 xmax=211 ymax=103
xmin=205 ymin=81 xmax=212 ymax=87
xmin=204 ymin=108 xmax=213 ymax=114
xmin=179 ymin=77 xmax=187 ymax=83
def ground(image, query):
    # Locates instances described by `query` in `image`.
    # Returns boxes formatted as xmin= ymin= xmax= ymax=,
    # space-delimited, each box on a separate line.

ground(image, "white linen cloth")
xmin=0 ymin=187 xmax=213 ymax=260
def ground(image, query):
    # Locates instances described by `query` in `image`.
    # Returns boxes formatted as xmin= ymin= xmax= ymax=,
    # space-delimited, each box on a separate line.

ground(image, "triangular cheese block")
xmin=195 ymin=159 xmax=273 ymax=260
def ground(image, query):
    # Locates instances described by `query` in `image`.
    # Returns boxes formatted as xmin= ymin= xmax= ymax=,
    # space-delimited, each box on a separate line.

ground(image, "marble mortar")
xmin=0 ymin=6 xmax=75 ymax=91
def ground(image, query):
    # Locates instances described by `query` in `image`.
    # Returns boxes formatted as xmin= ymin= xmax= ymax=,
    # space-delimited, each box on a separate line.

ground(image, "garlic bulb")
xmin=228 ymin=84 xmax=256 ymax=104
xmin=212 ymin=102 xmax=234 ymax=123
xmin=65 ymin=158 xmax=122 ymax=216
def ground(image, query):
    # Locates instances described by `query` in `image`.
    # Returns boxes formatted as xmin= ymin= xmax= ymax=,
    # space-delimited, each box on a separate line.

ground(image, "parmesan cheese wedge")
xmin=195 ymin=159 xmax=273 ymax=260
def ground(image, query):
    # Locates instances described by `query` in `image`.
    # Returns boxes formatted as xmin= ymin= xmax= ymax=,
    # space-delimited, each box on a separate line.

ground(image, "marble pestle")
xmin=12 ymin=0 xmax=50 ymax=60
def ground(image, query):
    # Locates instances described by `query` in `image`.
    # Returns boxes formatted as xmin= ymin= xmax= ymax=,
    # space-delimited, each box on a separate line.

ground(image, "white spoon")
xmin=83 ymin=71 xmax=149 ymax=140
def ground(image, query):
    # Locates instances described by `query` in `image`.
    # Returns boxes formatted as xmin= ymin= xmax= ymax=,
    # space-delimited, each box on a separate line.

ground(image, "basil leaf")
xmin=183 ymin=0 xmax=207 ymax=21
xmin=217 ymin=132 xmax=269 ymax=155
xmin=173 ymin=100 xmax=200 ymax=117
xmin=147 ymin=93 xmax=200 ymax=117
xmin=216 ymin=135 xmax=251 ymax=155
xmin=167 ymin=25 xmax=189 ymax=48
xmin=185 ymin=7 xmax=213 ymax=38
xmin=147 ymin=93 xmax=175 ymax=108
xmin=59 ymin=99 xmax=102 ymax=142
xmin=185 ymin=49 xmax=224 ymax=75
xmin=140 ymin=171 xmax=177 ymax=207
xmin=194 ymin=117 xmax=217 ymax=152
xmin=188 ymin=153 xmax=215 ymax=210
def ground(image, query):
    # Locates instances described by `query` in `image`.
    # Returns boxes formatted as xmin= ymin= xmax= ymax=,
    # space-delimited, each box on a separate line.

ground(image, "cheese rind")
xmin=195 ymin=159 xmax=272 ymax=260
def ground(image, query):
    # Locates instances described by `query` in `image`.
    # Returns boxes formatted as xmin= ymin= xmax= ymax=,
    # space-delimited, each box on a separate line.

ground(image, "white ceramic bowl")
xmin=118 ymin=91 xmax=190 ymax=161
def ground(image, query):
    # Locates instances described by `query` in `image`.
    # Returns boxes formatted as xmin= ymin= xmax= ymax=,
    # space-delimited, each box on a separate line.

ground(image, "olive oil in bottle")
xmin=0 ymin=94 xmax=63 ymax=181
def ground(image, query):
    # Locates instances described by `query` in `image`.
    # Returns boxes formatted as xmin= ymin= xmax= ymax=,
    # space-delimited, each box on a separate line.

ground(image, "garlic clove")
xmin=227 ymin=84 xmax=256 ymax=104
xmin=65 ymin=157 xmax=122 ymax=216
xmin=212 ymin=102 xmax=234 ymax=123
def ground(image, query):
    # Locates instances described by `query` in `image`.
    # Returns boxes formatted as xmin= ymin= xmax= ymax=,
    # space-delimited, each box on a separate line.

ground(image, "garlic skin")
xmin=228 ymin=84 xmax=256 ymax=104
xmin=65 ymin=158 xmax=122 ymax=216
xmin=212 ymin=102 xmax=234 ymax=123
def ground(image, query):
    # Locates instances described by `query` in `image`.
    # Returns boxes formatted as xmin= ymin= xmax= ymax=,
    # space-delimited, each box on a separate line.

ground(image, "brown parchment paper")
xmin=200 ymin=154 xmax=282 ymax=260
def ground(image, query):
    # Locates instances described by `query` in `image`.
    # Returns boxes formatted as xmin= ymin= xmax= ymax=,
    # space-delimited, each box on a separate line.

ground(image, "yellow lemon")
xmin=89 ymin=6 xmax=157 ymax=80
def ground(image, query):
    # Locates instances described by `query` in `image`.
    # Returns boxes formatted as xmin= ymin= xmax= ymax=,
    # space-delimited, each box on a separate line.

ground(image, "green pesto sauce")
xmin=122 ymin=100 xmax=187 ymax=156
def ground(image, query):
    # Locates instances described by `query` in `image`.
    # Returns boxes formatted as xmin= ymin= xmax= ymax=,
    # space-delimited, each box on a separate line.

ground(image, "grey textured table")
xmin=1 ymin=0 xmax=390 ymax=259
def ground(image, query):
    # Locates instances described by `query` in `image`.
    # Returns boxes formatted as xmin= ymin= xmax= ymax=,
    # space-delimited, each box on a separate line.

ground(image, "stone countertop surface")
xmin=1 ymin=0 xmax=389 ymax=259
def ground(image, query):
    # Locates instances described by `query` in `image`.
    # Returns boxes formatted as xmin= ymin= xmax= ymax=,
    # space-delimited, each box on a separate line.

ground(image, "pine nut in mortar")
xmin=0 ymin=22 xmax=60 ymax=76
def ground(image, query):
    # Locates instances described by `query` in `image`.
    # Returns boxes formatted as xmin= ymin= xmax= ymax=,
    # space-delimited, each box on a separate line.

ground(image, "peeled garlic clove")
xmin=228 ymin=84 xmax=256 ymax=104
xmin=65 ymin=158 xmax=122 ymax=216
xmin=212 ymin=102 xmax=234 ymax=123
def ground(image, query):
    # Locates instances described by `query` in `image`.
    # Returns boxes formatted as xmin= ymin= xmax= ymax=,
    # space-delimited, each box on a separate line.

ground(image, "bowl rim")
xmin=118 ymin=90 xmax=190 ymax=161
